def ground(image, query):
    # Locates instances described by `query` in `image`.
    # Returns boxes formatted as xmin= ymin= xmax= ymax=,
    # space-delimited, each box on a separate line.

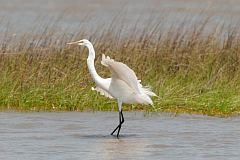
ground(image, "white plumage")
xmin=67 ymin=39 xmax=156 ymax=138
xmin=101 ymin=54 xmax=156 ymax=106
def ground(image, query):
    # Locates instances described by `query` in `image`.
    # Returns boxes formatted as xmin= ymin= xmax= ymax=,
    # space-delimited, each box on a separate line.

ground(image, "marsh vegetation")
xmin=0 ymin=13 xmax=240 ymax=116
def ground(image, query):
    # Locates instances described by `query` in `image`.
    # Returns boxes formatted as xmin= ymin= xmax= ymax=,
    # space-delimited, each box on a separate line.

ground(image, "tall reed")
xmin=0 ymin=15 xmax=240 ymax=116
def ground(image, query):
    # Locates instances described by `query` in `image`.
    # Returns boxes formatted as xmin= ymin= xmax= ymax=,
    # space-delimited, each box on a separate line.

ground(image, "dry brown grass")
xmin=0 ymin=15 xmax=240 ymax=116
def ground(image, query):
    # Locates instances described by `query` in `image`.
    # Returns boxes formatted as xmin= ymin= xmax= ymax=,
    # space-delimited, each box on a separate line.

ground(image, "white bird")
xmin=67 ymin=39 xmax=156 ymax=138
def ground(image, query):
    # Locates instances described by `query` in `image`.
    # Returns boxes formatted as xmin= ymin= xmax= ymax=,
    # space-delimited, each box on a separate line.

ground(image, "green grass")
xmin=0 ymin=16 xmax=240 ymax=117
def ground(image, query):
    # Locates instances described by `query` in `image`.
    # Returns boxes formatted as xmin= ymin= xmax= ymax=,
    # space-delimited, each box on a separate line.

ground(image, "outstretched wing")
xmin=92 ymin=86 xmax=113 ymax=99
xmin=101 ymin=54 xmax=141 ymax=94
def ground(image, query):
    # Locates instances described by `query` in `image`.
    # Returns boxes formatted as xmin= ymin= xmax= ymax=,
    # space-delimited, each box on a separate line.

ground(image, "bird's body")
xmin=67 ymin=39 xmax=156 ymax=138
xmin=94 ymin=54 xmax=154 ymax=108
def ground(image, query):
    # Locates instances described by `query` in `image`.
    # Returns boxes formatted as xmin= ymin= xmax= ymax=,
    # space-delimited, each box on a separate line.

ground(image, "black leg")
xmin=111 ymin=125 xmax=119 ymax=135
xmin=111 ymin=110 xmax=124 ymax=138
xmin=111 ymin=111 xmax=122 ymax=135
xmin=111 ymin=112 xmax=120 ymax=135
xmin=116 ymin=111 xmax=123 ymax=138
xmin=121 ymin=110 xmax=124 ymax=124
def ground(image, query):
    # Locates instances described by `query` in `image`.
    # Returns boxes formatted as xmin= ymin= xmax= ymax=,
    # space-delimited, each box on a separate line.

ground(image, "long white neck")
xmin=85 ymin=43 xmax=103 ymax=84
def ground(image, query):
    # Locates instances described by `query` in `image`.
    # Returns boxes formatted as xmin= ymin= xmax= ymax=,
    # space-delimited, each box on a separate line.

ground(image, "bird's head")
xmin=67 ymin=39 xmax=95 ymax=58
xmin=67 ymin=39 xmax=91 ymax=46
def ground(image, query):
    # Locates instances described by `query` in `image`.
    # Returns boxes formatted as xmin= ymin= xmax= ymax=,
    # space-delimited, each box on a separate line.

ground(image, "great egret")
xmin=67 ymin=39 xmax=156 ymax=138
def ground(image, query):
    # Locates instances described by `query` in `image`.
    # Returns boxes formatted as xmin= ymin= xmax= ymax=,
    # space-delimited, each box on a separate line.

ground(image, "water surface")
xmin=1 ymin=0 xmax=240 ymax=34
xmin=0 ymin=112 xmax=240 ymax=160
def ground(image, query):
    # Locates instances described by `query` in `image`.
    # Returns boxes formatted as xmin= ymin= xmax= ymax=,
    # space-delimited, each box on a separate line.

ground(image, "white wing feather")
xmin=91 ymin=86 xmax=113 ymax=99
xmin=137 ymin=80 xmax=156 ymax=96
xmin=101 ymin=54 xmax=141 ymax=94
xmin=101 ymin=54 xmax=157 ymax=98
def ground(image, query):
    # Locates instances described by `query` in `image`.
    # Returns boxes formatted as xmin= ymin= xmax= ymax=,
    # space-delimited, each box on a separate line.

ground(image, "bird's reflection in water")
xmin=97 ymin=135 xmax=150 ymax=159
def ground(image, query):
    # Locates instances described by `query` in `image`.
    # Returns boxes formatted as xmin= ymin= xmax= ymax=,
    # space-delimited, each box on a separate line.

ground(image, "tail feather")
xmin=140 ymin=86 xmax=157 ymax=97
xmin=139 ymin=86 xmax=157 ymax=106
xmin=143 ymin=94 xmax=154 ymax=105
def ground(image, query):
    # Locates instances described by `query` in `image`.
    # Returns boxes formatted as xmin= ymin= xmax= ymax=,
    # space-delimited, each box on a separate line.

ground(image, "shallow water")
xmin=1 ymin=0 xmax=240 ymax=34
xmin=0 ymin=112 xmax=240 ymax=160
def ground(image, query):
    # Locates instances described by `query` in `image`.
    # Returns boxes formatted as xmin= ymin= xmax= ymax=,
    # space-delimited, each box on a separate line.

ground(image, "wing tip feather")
xmin=101 ymin=54 xmax=114 ymax=66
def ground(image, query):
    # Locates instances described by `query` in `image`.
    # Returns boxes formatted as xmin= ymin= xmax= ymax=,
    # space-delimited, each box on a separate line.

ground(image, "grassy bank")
xmin=0 ymin=16 xmax=240 ymax=117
